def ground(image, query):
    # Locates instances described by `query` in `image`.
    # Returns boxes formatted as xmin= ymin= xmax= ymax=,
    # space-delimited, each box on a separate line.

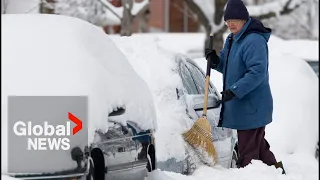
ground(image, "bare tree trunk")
xmin=138 ymin=9 xmax=150 ymax=32
xmin=307 ymin=0 xmax=318 ymax=39
xmin=183 ymin=0 xmax=213 ymax=54
xmin=184 ymin=0 xmax=227 ymax=52
xmin=1 ymin=0 xmax=5 ymax=14
xmin=120 ymin=0 xmax=133 ymax=36
xmin=307 ymin=0 xmax=313 ymax=39
xmin=40 ymin=0 xmax=55 ymax=14
xmin=312 ymin=0 xmax=319 ymax=39
xmin=184 ymin=0 xmax=211 ymax=36
xmin=133 ymin=2 xmax=150 ymax=33
xmin=2 ymin=0 xmax=9 ymax=14
xmin=211 ymin=0 xmax=227 ymax=52
xmin=211 ymin=26 xmax=228 ymax=52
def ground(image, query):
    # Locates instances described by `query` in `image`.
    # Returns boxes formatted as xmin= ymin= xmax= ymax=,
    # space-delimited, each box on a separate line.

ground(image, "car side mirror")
xmin=185 ymin=94 xmax=220 ymax=111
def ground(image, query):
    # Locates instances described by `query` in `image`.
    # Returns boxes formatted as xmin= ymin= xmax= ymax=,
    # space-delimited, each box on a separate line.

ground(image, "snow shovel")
xmin=182 ymin=34 xmax=217 ymax=164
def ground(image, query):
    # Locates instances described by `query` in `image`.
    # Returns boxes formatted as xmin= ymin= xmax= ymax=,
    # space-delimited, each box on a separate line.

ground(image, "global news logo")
xmin=12 ymin=112 xmax=82 ymax=151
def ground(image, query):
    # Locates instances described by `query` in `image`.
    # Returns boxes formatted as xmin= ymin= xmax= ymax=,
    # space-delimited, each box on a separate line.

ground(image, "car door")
xmin=93 ymin=120 xmax=153 ymax=179
xmin=178 ymin=60 xmax=232 ymax=141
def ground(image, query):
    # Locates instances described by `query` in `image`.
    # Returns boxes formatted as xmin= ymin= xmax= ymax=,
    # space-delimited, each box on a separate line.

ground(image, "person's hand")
xmin=217 ymin=89 xmax=235 ymax=104
xmin=205 ymin=48 xmax=219 ymax=68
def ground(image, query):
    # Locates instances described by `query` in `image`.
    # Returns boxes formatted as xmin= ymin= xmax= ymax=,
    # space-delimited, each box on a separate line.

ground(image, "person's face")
xmin=225 ymin=19 xmax=246 ymax=35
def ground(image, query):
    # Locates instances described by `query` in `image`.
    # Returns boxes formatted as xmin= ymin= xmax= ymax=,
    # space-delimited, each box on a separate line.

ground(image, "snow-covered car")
xmin=109 ymin=35 xmax=238 ymax=174
xmin=271 ymin=37 xmax=319 ymax=78
xmin=158 ymin=56 xmax=239 ymax=173
xmin=2 ymin=14 xmax=157 ymax=180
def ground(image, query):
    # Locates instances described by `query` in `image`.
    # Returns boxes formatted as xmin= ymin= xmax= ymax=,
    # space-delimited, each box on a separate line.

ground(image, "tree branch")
xmin=291 ymin=12 xmax=313 ymax=37
xmin=214 ymin=0 xmax=226 ymax=25
xmin=97 ymin=0 xmax=122 ymax=20
xmin=170 ymin=1 xmax=198 ymax=21
xmin=249 ymin=0 xmax=305 ymax=20
xmin=2 ymin=0 xmax=10 ymax=14
xmin=184 ymin=0 xmax=211 ymax=35
xmin=133 ymin=2 xmax=150 ymax=19
xmin=120 ymin=0 xmax=133 ymax=36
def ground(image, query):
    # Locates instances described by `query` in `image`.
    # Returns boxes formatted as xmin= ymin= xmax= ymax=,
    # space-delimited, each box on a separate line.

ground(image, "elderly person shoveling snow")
xmin=205 ymin=0 xmax=285 ymax=174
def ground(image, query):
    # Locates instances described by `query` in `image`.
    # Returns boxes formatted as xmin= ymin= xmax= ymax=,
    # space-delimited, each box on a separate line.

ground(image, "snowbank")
xmin=127 ymin=33 xmax=207 ymax=57
xmin=267 ymin=51 xmax=318 ymax=155
xmin=2 ymin=14 xmax=156 ymax=172
xmin=147 ymin=157 xmax=318 ymax=180
xmin=280 ymin=39 xmax=319 ymax=61
xmin=268 ymin=36 xmax=319 ymax=61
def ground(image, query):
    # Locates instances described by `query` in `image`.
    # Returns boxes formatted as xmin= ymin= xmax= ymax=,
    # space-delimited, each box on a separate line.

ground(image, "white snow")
xmin=1 ymin=14 xmax=156 ymax=173
xmin=99 ymin=0 xmax=148 ymax=19
xmin=55 ymin=0 xmax=148 ymax=26
xmin=1 ymin=0 xmax=40 ymax=14
xmin=1 ymin=14 xmax=318 ymax=180
xmin=126 ymin=33 xmax=207 ymax=57
xmin=247 ymin=0 xmax=303 ymax=17
xmin=247 ymin=0 xmax=287 ymax=17
xmin=193 ymin=0 xmax=215 ymax=24
xmin=3 ymin=0 xmax=147 ymax=26
xmin=192 ymin=0 xmax=226 ymax=33
xmin=280 ymin=39 xmax=319 ymax=61
xmin=147 ymin=156 xmax=318 ymax=180
xmin=109 ymin=35 xmax=193 ymax=162
xmin=109 ymin=33 xmax=318 ymax=179
xmin=95 ymin=0 xmax=148 ymax=25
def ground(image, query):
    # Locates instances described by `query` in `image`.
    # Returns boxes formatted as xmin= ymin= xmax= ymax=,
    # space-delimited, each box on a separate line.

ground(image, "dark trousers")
xmin=236 ymin=126 xmax=277 ymax=168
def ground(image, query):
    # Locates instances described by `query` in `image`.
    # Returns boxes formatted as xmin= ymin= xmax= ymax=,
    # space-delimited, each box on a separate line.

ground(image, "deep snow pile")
xmin=2 ymin=14 xmax=157 ymax=172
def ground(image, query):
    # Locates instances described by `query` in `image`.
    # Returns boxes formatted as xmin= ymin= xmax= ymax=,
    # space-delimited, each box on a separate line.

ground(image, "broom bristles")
xmin=182 ymin=117 xmax=218 ymax=162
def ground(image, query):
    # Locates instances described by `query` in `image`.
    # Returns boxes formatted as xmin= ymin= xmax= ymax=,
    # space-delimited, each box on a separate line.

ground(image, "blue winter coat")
xmin=214 ymin=18 xmax=273 ymax=130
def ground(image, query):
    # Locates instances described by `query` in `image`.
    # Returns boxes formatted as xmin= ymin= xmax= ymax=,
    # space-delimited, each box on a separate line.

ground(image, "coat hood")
xmin=233 ymin=17 xmax=272 ymax=42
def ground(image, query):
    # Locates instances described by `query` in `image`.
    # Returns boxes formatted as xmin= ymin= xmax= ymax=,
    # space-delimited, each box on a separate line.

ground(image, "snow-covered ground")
xmin=1 ymin=14 xmax=318 ymax=180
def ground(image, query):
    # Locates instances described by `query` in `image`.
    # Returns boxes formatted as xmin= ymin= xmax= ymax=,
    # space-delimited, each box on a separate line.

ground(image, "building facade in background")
xmin=104 ymin=0 xmax=201 ymax=34
xmin=1 ymin=0 xmax=201 ymax=34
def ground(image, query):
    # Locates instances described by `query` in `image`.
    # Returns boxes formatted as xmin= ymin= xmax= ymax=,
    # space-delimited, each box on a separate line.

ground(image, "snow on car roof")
xmin=1 ymin=14 xmax=157 ymax=147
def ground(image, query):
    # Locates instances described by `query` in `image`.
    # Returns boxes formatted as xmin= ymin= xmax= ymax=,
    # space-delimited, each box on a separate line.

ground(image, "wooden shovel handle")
xmin=202 ymin=34 xmax=214 ymax=116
